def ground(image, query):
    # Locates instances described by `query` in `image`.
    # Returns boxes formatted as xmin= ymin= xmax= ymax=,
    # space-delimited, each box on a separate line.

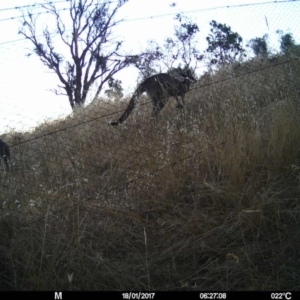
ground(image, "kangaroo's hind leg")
xmin=175 ymin=95 xmax=185 ymax=109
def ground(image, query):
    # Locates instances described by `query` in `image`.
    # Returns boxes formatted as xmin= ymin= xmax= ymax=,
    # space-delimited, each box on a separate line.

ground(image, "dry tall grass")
xmin=1 ymin=51 xmax=300 ymax=290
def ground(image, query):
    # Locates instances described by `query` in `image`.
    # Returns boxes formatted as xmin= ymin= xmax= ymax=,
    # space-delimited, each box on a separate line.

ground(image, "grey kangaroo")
xmin=0 ymin=139 xmax=10 ymax=172
xmin=110 ymin=71 xmax=197 ymax=125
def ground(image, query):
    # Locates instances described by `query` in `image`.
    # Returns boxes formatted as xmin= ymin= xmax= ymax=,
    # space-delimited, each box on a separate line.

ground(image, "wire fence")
xmin=1 ymin=52 xmax=299 ymax=223
xmin=0 ymin=1 xmax=300 ymax=291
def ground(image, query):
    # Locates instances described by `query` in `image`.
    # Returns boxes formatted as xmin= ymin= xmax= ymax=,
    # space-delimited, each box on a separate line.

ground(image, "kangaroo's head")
xmin=180 ymin=70 xmax=197 ymax=82
xmin=179 ymin=70 xmax=197 ymax=91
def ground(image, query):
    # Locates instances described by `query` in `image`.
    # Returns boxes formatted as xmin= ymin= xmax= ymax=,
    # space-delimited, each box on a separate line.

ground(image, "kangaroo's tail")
xmin=110 ymin=86 xmax=144 ymax=126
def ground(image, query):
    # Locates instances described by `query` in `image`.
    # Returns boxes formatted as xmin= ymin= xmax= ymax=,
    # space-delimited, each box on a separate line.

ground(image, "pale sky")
xmin=0 ymin=0 xmax=299 ymax=133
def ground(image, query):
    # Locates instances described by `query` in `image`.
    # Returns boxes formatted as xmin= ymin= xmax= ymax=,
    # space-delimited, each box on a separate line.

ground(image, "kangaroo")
xmin=110 ymin=71 xmax=197 ymax=125
xmin=0 ymin=139 xmax=10 ymax=172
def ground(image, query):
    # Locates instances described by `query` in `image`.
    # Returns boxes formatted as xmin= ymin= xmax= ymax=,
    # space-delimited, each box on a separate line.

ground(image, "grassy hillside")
xmin=0 ymin=50 xmax=300 ymax=290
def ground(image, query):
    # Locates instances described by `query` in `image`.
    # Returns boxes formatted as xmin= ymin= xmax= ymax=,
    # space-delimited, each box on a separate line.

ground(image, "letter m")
xmin=55 ymin=292 xmax=62 ymax=299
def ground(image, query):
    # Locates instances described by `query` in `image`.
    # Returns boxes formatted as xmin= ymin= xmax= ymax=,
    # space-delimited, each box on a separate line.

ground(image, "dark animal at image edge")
xmin=0 ymin=139 xmax=10 ymax=172
xmin=110 ymin=71 xmax=197 ymax=125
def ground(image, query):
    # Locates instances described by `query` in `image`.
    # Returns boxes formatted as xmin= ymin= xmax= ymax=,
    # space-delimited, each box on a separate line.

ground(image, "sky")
xmin=0 ymin=0 xmax=299 ymax=134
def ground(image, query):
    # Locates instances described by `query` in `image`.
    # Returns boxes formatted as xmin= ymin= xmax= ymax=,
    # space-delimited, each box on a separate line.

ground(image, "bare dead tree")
xmin=19 ymin=0 xmax=135 ymax=109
